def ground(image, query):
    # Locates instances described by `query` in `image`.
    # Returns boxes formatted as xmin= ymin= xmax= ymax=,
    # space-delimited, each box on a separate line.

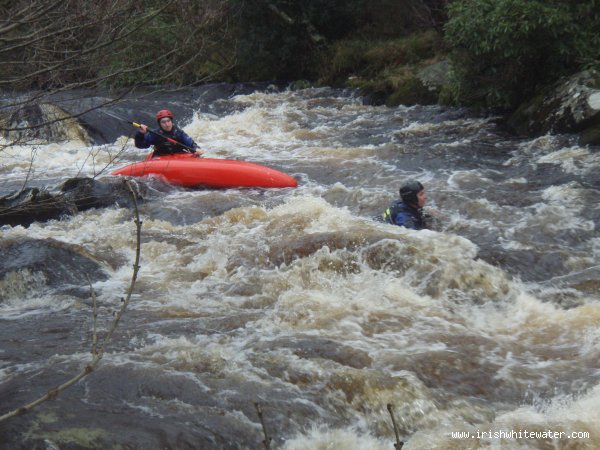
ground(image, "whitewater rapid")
xmin=1 ymin=88 xmax=599 ymax=449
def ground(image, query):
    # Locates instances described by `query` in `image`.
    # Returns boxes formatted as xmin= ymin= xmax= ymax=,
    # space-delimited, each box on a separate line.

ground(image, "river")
xmin=1 ymin=87 xmax=599 ymax=449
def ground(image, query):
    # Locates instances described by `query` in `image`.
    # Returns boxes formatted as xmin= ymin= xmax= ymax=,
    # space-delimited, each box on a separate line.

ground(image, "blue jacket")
xmin=134 ymin=126 xmax=197 ymax=156
xmin=383 ymin=200 xmax=427 ymax=230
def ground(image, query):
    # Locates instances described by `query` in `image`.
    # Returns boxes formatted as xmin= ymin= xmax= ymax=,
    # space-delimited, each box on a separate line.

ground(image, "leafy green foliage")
xmin=444 ymin=0 xmax=600 ymax=109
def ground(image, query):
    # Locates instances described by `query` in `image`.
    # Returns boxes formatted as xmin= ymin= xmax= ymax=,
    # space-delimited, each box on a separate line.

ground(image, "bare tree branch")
xmin=0 ymin=1 xmax=63 ymax=37
xmin=0 ymin=2 xmax=174 ymax=86
xmin=0 ymin=0 xmax=237 ymax=202
xmin=0 ymin=180 xmax=142 ymax=423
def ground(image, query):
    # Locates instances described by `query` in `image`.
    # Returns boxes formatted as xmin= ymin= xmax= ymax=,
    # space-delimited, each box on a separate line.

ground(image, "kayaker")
xmin=383 ymin=180 xmax=428 ymax=230
xmin=134 ymin=109 xmax=203 ymax=157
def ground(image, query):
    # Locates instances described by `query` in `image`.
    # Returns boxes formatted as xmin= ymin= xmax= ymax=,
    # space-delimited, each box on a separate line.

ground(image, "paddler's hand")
xmin=193 ymin=148 xmax=204 ymax=157
xmin=138 ymin=124 xmax=148 ymax=134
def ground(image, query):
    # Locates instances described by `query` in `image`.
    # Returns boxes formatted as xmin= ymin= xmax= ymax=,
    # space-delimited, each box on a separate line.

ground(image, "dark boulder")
xmin=59 ymin=177 xmax=140 ymax=211
xmin=507 ymin=70 xmax=600 ymax=145
xmin=1 ymin=83 xmax=285 ymax=146
xmin=0 ymin=187 xmax=76 ymax=227
xmin=0 ymin=177 xmax=142 ymax=228
xmin=1 ymin=102 xmax=91 ymax=144
xmin=38 ymin=83 xmax=286 ymax=145
xmin=0 ymin=237 xmax=109 ymax=300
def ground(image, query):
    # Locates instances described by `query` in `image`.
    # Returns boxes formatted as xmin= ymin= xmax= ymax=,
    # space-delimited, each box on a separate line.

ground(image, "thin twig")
xmin=86 ymin=274 xmax=98 ymax=356
xmin=17 ymin=146 xmax=37 ymax=195
xmin=0 ymin=181 xmax=142 ymax=423
xmin=387 ymin=403 xmax=404 ymax=450
xmin=254 ymin=402 xmax=272 ymax=450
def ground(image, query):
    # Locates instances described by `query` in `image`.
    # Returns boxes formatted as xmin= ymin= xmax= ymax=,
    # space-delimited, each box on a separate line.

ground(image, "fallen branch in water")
xmin=0 ymin=180 xmax=142 ymax=423
xmin=254 ymin=402 xmax=272 ymax=450
xmin=387 ymin=403 xmax=404 ymax=449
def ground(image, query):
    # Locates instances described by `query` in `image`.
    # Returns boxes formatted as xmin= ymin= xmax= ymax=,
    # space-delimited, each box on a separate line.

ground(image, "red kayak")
xmin=111 ymin=153 xmax=298 ymax=188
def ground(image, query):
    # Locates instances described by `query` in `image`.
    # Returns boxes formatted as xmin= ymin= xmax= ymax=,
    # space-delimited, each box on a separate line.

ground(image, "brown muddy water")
xmin=1 ymin=88 xmax=599 ymax=449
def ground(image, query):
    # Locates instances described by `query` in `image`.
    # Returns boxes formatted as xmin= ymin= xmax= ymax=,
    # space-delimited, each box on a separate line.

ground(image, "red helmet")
xmin=156 ymin=109 xmax=174 ymax=122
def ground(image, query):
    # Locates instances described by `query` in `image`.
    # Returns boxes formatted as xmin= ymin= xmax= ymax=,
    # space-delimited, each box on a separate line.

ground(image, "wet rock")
xmin=32 ymin=83 xmax=287 ymax=145
xmin=59 ymin=177 xmax=139 ymax=211
xmin=0 ymin=177 xmax=142 ymax=228
xmin=417 ymin=59 xmax=451 ymax=92
xmin=0 ymin=237 xmax=109 ymax=300
xmin=1 ymin=103 xmax=91 ymax=144
xmin=507 ymin=70 xmax=600 ymax=145
xmin=386 ymin=75 xmax=439 ymax=107
xmin=1 ymin=83 xmax=285 ymax=146
xmin=0 ymin=187 xmax=76 ymax=227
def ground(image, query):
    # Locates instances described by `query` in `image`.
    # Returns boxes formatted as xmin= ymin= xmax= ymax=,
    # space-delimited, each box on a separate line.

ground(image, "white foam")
xmin=283 ymin=426 xmax=390 ymax=450
xmin=537 ymin=146 xmax=600 ymax=175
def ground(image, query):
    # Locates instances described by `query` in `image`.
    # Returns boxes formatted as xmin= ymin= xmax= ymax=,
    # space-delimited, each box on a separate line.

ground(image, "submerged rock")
xmin=0 ymin=237 xmax=109 ymax=300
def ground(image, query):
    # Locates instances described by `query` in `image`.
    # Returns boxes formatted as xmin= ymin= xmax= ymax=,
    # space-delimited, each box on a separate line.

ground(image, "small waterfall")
xmin=2 ymin=103 xmax=91 ymax=144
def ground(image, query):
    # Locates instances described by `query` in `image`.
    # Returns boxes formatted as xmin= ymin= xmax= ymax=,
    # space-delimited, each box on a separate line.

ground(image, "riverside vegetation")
xmin=2 ymin=0 xmax=598 ymax=109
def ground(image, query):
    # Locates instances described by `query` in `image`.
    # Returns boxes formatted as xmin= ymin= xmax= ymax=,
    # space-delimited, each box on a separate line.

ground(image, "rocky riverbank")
xmin=369 ymin=65 xmax=600 ymax=146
